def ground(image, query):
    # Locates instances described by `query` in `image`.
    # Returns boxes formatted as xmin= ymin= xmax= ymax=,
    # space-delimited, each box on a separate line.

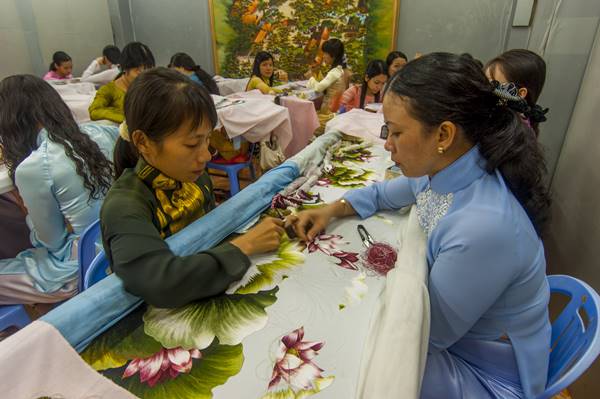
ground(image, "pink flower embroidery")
xmin=122 ymin=347 xmax=202 ymax=387
xmin=308 ymin=234 xmax=359 ymax=270
xmin=316 ymin=178 xmax=332 ymax=187
xmin=268 ymin=327 xmax=326 ymax=392
xmin=308 ymin=234 xmax=346 ymax=255
xmin=332 ymin=251 xmax=359 ymax=270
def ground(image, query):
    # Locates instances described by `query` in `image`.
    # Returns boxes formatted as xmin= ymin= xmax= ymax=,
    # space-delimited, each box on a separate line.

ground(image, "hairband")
xmin=491 ymin=80 xmax=528 ymax=114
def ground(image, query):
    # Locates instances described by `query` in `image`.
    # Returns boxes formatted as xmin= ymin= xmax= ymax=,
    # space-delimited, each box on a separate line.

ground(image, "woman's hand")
xmin=285 ymin=208 xmax=332 ymax=242
xmin=286 ymin=199 xmax=357 ymax=241
xmin=231 ymin=217 xmax=285 ymax=256
xmin=304 ymin=69 xmax=314 ymax=80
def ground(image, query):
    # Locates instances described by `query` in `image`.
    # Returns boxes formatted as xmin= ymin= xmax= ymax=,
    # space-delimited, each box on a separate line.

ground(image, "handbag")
xmin=259 ymin=135 xmax=286 ymax=171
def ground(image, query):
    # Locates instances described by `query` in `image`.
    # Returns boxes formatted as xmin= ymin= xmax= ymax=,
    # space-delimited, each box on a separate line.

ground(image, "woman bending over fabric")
xmin=89 ymin=42 xmax=155 ymax=124
xmin=485 ymin=49 xmax=548 ymax=137
xmin=101 ymin=68 xmax=285 ymax=308
xmin=0 ymin=75 xmax=118 ymax=304
xmin=306 ymin=38 xmax=347 ymax=134
xmin=168 ymin=52 xmax=220 ymax=95
xmin=287 ymin=53 xmax=551 ymax=399
xmin=339 ymin=59 xmax=387 ymax=112
xmin=246 ymin=51 xmax=288 ymax=95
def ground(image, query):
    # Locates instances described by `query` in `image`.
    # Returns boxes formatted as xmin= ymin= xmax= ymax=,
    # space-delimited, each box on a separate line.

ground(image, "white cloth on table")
xmin=325 ymin=108 xmax=385 ymax=143
xmin=228 ymin=90 xmax=319 ymax=157
xmin=357 ymin=205 xmax=430 ymax=399
xmin=280 ymin=95 xmax=319 ymax=157
xmin=0 ymin=320 xmax=136 ymax=398
xmin=48 ymin=81 xmax=96 ymax=123
xmin=48 ymin=81 xmax=96 ymax=95
xmin=214 ymin=75 xmax=250 ymax=95
xmin=213 ymin=95 xmax=293 ymax=150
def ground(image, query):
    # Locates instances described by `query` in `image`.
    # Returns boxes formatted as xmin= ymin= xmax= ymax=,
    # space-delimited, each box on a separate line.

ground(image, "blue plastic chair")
xmin=207 ymin=143 xmax=256 ymax=196
xmin=537 ymin=275 xmax=600 ymax=398
xmin=77 ymin=219 xmax=101 ymax=292
xmin=0 ymin=305 xmax=31 ymax=332
xmin=83 ymin=251 xmax=111 ymax=290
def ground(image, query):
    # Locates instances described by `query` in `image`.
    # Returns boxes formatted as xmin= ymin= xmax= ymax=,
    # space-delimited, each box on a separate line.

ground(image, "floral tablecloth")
xmin=75 ymin=137 xmax=424 ymax=399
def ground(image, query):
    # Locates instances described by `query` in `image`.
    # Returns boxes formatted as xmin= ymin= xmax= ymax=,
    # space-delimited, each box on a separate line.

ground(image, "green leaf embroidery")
xmin=261 ymin=376 xmax=335 ymax=399
xmin=234 ymin=237 xmax=305 ymax=295
xmin=82 ymin=306 xmax=163 ymax=371
xmin=143 ymin=288 xmax=279 ymax=350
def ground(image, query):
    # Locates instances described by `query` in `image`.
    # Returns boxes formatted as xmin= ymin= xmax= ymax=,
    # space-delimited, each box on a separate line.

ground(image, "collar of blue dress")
xmin=429 ymin=145 xmax=487 ymax=195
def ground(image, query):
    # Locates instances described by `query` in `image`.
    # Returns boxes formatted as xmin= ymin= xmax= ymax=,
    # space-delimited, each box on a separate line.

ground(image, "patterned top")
xmin=344 ymin=145 xmax=551 ymax=398
xmin=135 ymin=159 xmax=213 ymax=238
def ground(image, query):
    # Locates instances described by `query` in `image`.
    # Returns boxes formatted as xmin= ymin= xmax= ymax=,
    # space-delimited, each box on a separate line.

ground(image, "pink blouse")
xmin=339 ymin=85 xmax=376 ymax=112
xmin=43 ymin=71 xmax=72 ymax=81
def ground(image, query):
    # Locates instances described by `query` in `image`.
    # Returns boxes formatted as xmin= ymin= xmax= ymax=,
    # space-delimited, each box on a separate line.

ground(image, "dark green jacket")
xmin=100 ymin=168 xmax=250 ymax=308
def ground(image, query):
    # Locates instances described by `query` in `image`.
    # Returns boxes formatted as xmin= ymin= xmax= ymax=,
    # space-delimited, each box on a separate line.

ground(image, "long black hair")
xmin=49 ymin=51 xmax=71 ymax=72
xmin=169 ymin=52 xmax=220 ymax=95
xmin=485 ymin=49 xmax=548 ymax=136
xmin=114 ymin=67 xmax=218 ymax=178
xmin=0 ymin=75 xmax=112 ymax=200
xmin=116 ymin=42 xmax=155 ymax=79
xmin=250 ymin=51 xmax=275 ymax=87
xmin=389 ymin=52 xmax=551 ymax=235
xmin=322 ymin=39 xmax=346 ymax=70
xmin=359 ymin=59 xmax=387 ymax=109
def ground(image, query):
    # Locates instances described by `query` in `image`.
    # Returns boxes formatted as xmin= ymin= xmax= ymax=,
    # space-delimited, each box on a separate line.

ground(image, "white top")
xmin=306 ymin=65 xmax=344 ymax=93
xmin=81 ymin=60 xmax=120 ymax=85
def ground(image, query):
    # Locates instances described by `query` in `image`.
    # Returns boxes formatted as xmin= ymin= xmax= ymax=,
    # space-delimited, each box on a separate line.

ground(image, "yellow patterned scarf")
xmin=135 ymin=159 xmax=212 ymax=238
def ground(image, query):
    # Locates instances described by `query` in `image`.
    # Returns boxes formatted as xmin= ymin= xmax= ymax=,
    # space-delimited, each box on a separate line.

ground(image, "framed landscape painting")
xmin=209 ymin=0 xmax=399 ymax=80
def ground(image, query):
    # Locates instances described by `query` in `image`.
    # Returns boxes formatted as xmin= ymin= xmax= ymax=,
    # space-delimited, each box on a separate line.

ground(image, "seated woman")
xmin=306 ymin=38 xmax=347 ymax=133
xmin=339 ymin=59 xmax=387 ymax=112
xmin=81 ymin=44 xmax=121 ymax=86
xmin=288 ymin=53 xmax=551 ymax=399
xmin=89 ymin=42 xmax=155 ymax=124
xmin=0 ymin=75 xmax=118 ymax=304
xmin=246 ymin=51 xmax=288 ymax=95
xmin=101 ymin=68 xmax=284 ymax=308
xmin=485 ymin=49 xmax=548 ymax=136
xmin=43 ymin=51 xmax=73 ymax=81
xmin=168 ymin=52 xmax=220 ymax=95
xmin=386 ymin=50 xmax=408 ymax=78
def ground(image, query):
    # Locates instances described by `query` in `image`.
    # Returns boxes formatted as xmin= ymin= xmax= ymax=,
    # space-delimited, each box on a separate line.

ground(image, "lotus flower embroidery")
xmin=266 ymin=327 xmax=334 ymax=396
xmin=308 ymin=234 xmax=359 ymax=270
xmin=122 ymin=347 xmax=202 ymax=387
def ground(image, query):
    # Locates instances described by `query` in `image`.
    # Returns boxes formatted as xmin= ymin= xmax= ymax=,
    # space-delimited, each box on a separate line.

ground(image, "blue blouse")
xmin=0 ymin=124 xmax=118 ymax=293
xmin=345 ymin=145 xmax=551 ymax=398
